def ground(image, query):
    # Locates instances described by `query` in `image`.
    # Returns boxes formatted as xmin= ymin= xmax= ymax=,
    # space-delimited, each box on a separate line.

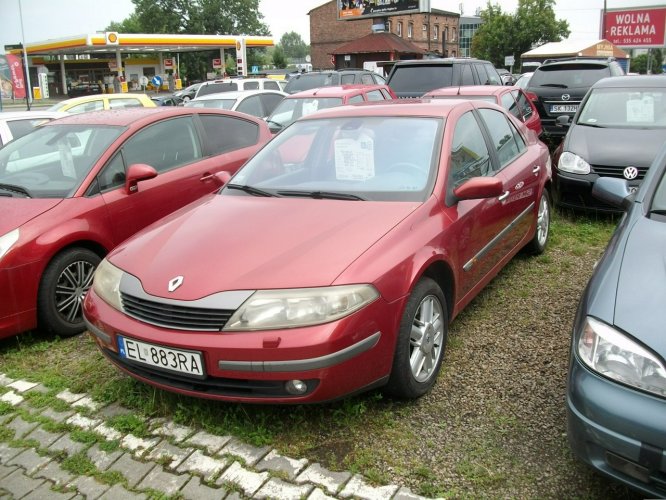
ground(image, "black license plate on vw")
xmin=117 ymin=335 xmax=205 ymax=379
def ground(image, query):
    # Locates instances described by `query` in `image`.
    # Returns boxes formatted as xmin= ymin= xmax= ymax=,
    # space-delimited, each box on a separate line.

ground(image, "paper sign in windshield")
xmin=334 ymin=135 xmax=375 ymax=181
xmin=627 ymin=96 xmax=654 ymax=122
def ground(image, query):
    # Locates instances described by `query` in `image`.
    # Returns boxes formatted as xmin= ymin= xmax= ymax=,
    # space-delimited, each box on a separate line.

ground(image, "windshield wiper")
xmin=265 ymin=119 xmax=284 ymax=129
xmin=225 ymin=183 xmax=276 ymax=197
xmin=277 ymin=190 xmax=365 ymax=201
xmin=539 ymin=83 xmax=568 ymax=88
xmin=0 ymin=183 xmax=32 ymax=198
xmin=649 ymin=209 xmax=666 ymax=216
xmin=578 ymin=122 xmax=605 ymax=128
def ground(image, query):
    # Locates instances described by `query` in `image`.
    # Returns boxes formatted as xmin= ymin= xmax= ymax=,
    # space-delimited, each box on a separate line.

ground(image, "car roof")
xmin=591 ymin=75 xmax=666 ymax=89
xmin=55 ymin=93 xmax=151 ymax=106
xmin=392 ymin=58 xmax=487 ymax=66
xmin=426 ymin=85 xmax=507 ymax=97
xmin=0 ymin=111 xmax=68 ymax=120
xmin=193 ymin=89 xmax=287 ymax=101
xmin=297 ymin=98 xmax=474 ymax=121
xmin=287 ymin=85 xmax=388 ymax=98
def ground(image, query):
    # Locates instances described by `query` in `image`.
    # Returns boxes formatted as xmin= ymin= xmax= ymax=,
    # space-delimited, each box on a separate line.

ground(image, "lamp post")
xmin=18 ymin=0 xmax=33 ymax=109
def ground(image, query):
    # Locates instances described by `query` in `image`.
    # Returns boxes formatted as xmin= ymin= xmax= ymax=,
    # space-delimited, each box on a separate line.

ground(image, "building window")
xmin=423 ymin=24 xmax=428 ymax=41
xmin=397 ymin=22 xmax=402 ymax=37
xmin=387 ymin=20 xmax=392 ymax=33
xmin=433 ymin=25 xmax=439 ymax=40
xmin=444 ymin=27 xmax=449 ymax=41
xmin=452 ymin=28 xmax=457 ymax=41
xmin=408 ymin=23 xmax=413 ymax=38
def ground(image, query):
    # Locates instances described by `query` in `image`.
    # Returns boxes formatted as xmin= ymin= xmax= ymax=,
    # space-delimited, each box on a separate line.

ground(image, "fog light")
xmin=285 ymin=379 xmax=307 ymax=395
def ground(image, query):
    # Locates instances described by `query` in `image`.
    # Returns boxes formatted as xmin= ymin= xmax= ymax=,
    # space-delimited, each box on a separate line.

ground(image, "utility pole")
xmin=18 ymin=0 xmax=32 ymax=110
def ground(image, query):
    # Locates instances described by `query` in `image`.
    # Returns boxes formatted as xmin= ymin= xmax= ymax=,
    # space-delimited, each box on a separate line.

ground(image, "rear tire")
xmin=38 ymin=248 xmax=101 ymax=337
xmin=384 ymin=277 xmax=448 ymax=399
xmin=524 ymin=189 xmax=551 ymax=255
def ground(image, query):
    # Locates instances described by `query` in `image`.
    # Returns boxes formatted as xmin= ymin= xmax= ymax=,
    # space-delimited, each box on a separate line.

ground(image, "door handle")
xmin=498 ymin=191 xmax=510 ymax=202
xmin=532 ymin=165 xmax=541 ymax=176
xmin=200 ymin=173 xmax=214 ymax=182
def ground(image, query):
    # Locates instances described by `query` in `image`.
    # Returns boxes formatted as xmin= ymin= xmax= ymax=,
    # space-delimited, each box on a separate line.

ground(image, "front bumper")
xmin=0 ymin=261 xmax=42 ymax=339
xmin=553 ymin=170 xmax=629 ymax=213
xmin=567 ymin=357 xmax=666 ymax=496
xmin=83 ymin=288 xmax=400 ymax=404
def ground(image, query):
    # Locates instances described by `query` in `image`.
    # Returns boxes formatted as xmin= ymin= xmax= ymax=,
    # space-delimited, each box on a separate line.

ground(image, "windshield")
xmin=227 ymin=116 xmax=442 ymax=202
xmin=577 ymin=88 xmax=666 ymax=128
xmin=185 ymin=99 xmax=236 ymax=109
xmin=267 ymin=97 xmax=343 ymax=129
xmin=0 ymin=124 xmax=123 ymax=198
xmin=429 ymin=95 xmax=495 ymax=103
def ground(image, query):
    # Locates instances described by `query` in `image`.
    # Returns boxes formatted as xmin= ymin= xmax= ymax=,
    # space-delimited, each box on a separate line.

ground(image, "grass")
xmin=0 ymin=209 xmax=622 ymax=498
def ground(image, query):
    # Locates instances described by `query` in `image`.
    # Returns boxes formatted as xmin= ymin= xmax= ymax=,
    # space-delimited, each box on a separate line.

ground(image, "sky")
xmin=1 ymin=0 xmax=665 ymax=53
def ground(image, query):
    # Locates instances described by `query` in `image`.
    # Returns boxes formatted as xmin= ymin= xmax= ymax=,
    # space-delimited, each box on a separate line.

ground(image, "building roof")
xmin=330 ymin=32 xmax=425 ymax=55
xmin=522 ymin=39 xmax=629 ymax=59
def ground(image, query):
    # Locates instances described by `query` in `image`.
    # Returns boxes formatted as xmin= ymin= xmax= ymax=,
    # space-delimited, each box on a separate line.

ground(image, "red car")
xmin=84 ymin=99 xmax=552 ymax=403
xmin=0 ymin=107 xmax=271 ymax=339
xmin=425 ymin=85 xmax=543 ymax=137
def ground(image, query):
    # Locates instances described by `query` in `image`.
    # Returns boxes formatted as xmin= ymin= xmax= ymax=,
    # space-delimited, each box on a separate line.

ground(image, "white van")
xmin=194 ymin=78 xmax=286 ymax=98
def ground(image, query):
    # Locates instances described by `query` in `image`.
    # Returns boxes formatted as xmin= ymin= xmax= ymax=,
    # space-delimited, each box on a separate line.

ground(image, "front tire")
xmin=384 ymin=277 xmax=448 ymax=399
xmin=524 ymin=189 xmax=551 ymax=255
xmin=38 ymin=248 xmax=101 ymax=337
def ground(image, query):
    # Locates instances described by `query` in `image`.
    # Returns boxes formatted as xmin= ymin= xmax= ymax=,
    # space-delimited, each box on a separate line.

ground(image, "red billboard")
xmin=604 ymin=7 xmax=666 ymax=48
xmin=0 ymin=54 xmax=27 ymax=100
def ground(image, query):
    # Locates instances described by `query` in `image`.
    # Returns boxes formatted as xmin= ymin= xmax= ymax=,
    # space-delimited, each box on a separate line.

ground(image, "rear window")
xmin=389 ymin=65 xmax=453 ymax=94
xmin=530 ymin=64 xmax=611 ymax=88
xmin=285 ymin=74 xmax=339 ymax=93
xmin=197 ymin=82 xmax=238 ymax=96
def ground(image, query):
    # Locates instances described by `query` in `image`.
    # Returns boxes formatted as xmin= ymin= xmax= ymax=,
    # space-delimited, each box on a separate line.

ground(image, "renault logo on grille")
xmin=561 ymin=94 xmax=571 ymax=101
xmin=168 ymin=276 xmax=184 ymax=292
xmin=623 ymin=166 xmax=639 ymax=180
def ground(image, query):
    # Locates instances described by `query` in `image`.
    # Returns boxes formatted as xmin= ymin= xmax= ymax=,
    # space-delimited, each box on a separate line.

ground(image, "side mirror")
xmin=592 ymin=176 xmax=634 ymax=210
xmin=556 ymin=115 xmax=571 ymax=128
xmin=453 ymin=177 xmax=504 ymax=201
xmin=125 ymin=163 xmax=157 ymax=194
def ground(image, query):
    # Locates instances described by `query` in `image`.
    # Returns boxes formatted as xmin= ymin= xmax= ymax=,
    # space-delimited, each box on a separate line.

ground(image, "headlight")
xmin=224 ymin=284 xmax=379 ymax=331
xmin=92 ymin=259 xmax=124 ymax=311
xmin=0 ymin=228 xmax=19 ymax=260
xmin=577 ymin=316 xmax=666 ymax=397
xmin=558 ymin=151 xmax=591 ymax=174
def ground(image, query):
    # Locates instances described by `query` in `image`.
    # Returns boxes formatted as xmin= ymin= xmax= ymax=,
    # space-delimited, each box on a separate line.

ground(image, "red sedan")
xmin=425 ymin=85 xmax=543 ymax=137
xmin=84 ymin=99 xmax=552 ymax=403
xmin=0 ymin=107 xmax=271 ymax=339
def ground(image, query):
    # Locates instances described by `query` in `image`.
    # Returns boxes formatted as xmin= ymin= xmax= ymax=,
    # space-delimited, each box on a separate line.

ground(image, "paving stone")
xmin=184 ymin=431 xmax=231 ymax=455
xmin=32 ymin=460 xmax=74 ymax=486
xmin=6 ymin=415 xmax=40 ymax=439
xmin=107 ymin=452 xmax=155 ymax=488
xmin=177 ymin=449 xmax=229 ymax=481
xmin=93 ymin=423 xmax=122 ymax=442
xmin=307 ymin=489 xmax=338 ymax=500
xmin=0 ymin=442 xmax=23 ymax=463
xmin=256 ymin=449 xmax=308 ymax=480
xmin=144 ymin=441 xmax=193 ymax=469
xmin=7 ymin=380 xmax=39 ymax=393
xmin=136 ymin=464 xmax=190 ymax=495
xmin=0 ymin=374 xmax=16 ymax=386
xmin=255 ymin=477 xmax=314 ymax=500
xmin=296 ymin=463 xmax=352 ymax=495
xmin=222 ymin=438 xmax=270 ymax=466
xmin=338 ymin=474 xmax=400 ymax=500
xmin=49 ymin=434 xmax=86 ymax=456
xmin=0 ymin=463 xmax=19 ymax=479
xmin=216 ymin=461 xmax=269 ymax=497
xmin=40 ymin=408 xmax=75 ymax=423
xmin=149 ymin=419 xmax=194 ymax=443
xmin=393 ymin=487 xmax=431 ymax=500
xmin=68 ymin=475 xmax=111 ymax=499
xmin=1 ymin=390 xmax=24 ymax=406
xmin=56 ymin=390 xmax=87 ymax=405
xmin=71 ymin=396 xmax=101 ymax=412
xmin=66 ymin=414 xmax=102 ymax=431
xmin=0 ymin=468 xmax=45 ymax=498
xmin=225 ymin=493 xmax=243 ymax=500
xmin=86 ymin=443 xmax=123 ymax=471
xmin=25 ymin=426 xmax=64 ymax=449
xmin=120 ymin=434 xmax=161 ymax=456
xmin=98 ymin=483 xmax=148 ymax=500
xmin=6 ymin=448 xmax=52 ymax=475
xmin=96 ymin=402 xmax=134 ymax=419
xmin=179 ymin=475 xmax=228 ymax=500
xmin=22 ymin=480 xmax=77 ymax=499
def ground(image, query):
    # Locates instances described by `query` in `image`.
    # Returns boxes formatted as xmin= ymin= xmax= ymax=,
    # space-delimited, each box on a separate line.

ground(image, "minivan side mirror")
xmin=125 ymin=163 xmax=158 ymax=194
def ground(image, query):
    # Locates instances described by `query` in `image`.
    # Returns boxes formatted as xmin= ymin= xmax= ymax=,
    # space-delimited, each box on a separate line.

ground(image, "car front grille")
xmin=121 ymin=292 xmax=234 ymax=331
xmin=592 ymin=164 xmax=649 ymax=180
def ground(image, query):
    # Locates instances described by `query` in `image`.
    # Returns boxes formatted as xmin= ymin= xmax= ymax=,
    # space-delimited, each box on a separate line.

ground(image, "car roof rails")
xmin=542 ymin=56 xmax=617 ymax=64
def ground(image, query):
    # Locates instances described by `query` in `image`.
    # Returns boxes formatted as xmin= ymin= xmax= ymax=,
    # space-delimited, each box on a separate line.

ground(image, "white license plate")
xmin=550 ymin=104 xmax=578 ymax=113
xmin=117 ymin=335 xmax=205 ymax=378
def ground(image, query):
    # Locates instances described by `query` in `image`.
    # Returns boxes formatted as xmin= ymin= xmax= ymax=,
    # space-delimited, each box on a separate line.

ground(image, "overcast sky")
xmin=1 ymin=0 xmax=664 ymax=53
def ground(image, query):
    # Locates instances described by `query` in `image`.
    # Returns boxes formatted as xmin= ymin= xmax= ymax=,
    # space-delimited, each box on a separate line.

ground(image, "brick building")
xmin=309 ymin=1 xmax=460 ymax=69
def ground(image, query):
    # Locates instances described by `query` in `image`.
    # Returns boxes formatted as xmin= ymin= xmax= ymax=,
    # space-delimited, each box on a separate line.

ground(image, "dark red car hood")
xmin=110 ymin=194 xmax=421 ymax=299
xmin=0 ymin=198 xmax=62 ymax=234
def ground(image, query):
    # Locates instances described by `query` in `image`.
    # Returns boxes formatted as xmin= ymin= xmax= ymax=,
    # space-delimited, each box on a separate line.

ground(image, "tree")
xmin=279 ymin=31 xmax=309 ymax=60
xmin=471 ymin=0 xmax=569 ymax=69
xmin=631 ymin=49 xmax=663 ymax=74
xmin=272 ymin=45 xmax=287 ymax=69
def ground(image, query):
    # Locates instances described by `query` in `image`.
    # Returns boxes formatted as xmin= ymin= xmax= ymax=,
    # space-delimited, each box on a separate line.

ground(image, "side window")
xmin=373 ymin=74 xmax=386 ymax=84
xmin=198 ymin=114 xmax=260 ymax=155
xmin=122 ymin=116 xmax=202 ymax=173
xmin=450 ymin=111 xmax=492 ymax=187
xmin=512 ymin=90 xmax=533 ymax=119
xmin=478 ymin=108 xmax=521 ymax=169
xmin=341 ymin=74 xmax=355 ymax=84
xmin=365 ymin=90 xmax=385 ymax=101
xmin=264 ymin=80 xmax=280 ymax=90
xmin=244 ymin=81 xmax=260 ymax=90
xmin=380 ymin=88 xmax=392 ymax=99
xmin=7 ymin=118 xmax=53 ymax=141
xmin=348 ymin=95 xmax=364 ymax=104
xmin=460 ymin=64 xmax=475 ymax=86
xmin=260 ymin=93 xmax=286 ymax=116
xmin=484 ymin=64 xmax=502 ymax=85
xmin=361 ymin=74 xmax=374 ymax=84
xmin=108 ymin=98 xmax=144 ymax=109
xmin=97 ymin=152 xmax=126 ymax=191
xmin=501 ymin=92 xmax=522 ymax=121
xmin=236 ymin=95 xmax=264 ymax=117
xmin=67 ymin=100 xmax=104 ymax=114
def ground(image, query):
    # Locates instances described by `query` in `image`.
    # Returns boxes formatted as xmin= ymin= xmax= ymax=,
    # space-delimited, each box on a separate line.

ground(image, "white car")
xmin=0 ymin=111 xmax=67 ymax=147
xmin=194 ymin=78 xmax=286 ymax=99
xmin=185 ymin=89 xmax=287 ymax=119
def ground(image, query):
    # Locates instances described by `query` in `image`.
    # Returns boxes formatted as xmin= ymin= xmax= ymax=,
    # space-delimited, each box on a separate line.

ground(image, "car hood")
xmin=566 ymin=126 xmax=664 ymax=169
xmin=0 ymin=198 xmax=62 ymax=234
xmin=612 ymin=215 xmax=666 ymax=356
xmin=110 ymin=194 xmax=421 ymax=300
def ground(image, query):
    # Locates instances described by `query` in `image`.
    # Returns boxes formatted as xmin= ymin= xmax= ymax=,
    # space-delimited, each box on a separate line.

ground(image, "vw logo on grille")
xmin=168 ymin=276 xmax=184 ymax=292
xmin=623 ymin=166 xmax=639 ymax=180
xmin=561 ymin=94 xmax=571 ymax=101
